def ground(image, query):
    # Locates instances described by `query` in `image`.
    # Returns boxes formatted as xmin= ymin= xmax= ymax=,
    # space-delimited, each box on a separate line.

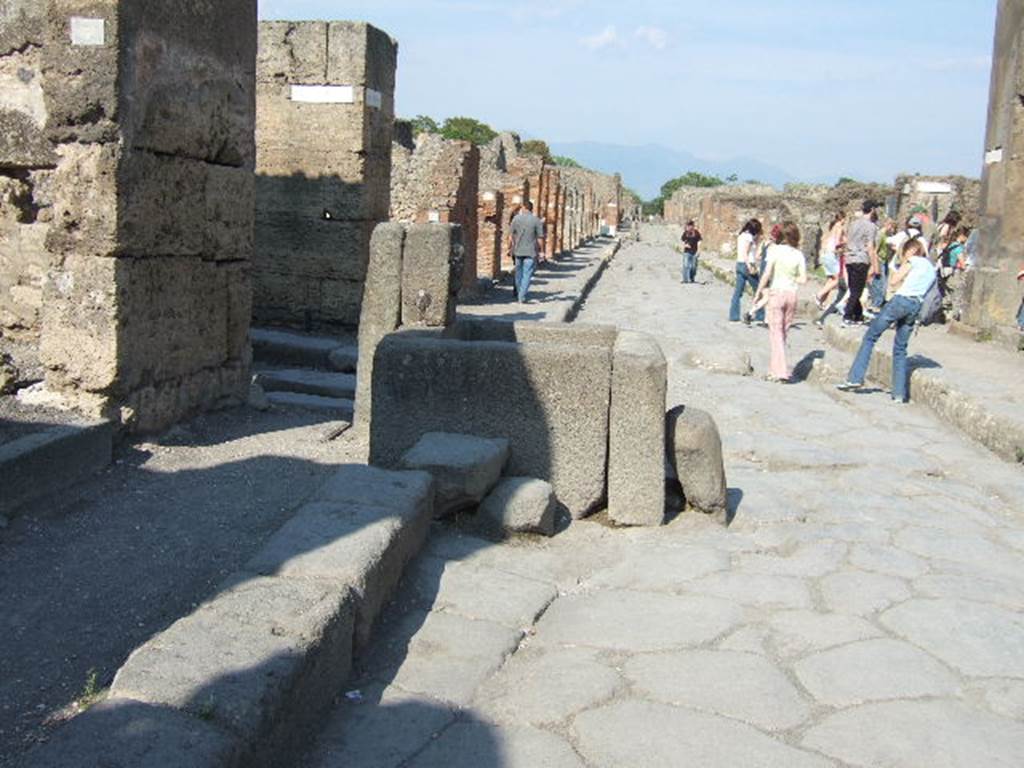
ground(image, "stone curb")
xmin=556 ymin=238 xmax=623 ymax=323
xmin=26 ymin=465 xmax=436 ymax=768
xmin=823 ymin=324 xmax=1024 ymax=464
xmin=0 ymin=420 xmax=114 ymax=518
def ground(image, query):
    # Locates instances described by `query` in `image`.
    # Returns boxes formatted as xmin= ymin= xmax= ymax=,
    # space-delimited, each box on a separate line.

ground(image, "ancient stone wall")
xmin=390 ymin=133 xmax=480 ymax=293
xmin=965 ymin=0 xmax=1024 ymax=330
xmin=254 ymin=21 xmax=396 ymax=331
xmin=893 ymin=175 xmax=982 ymax=229
xmin=37 ymin=0 xmax=257 ymax=432
xmin=0 ymin=1 xmax=54 ymax=347
xmin=476 ymin=190 xmax=504 ymax=279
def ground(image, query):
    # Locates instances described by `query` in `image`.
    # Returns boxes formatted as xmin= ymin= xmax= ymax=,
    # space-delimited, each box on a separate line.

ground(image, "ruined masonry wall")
xmin=254 ymin=21 xmax=397 ymax=330
xmin=38 ymin=0 xmax=257 ymax=432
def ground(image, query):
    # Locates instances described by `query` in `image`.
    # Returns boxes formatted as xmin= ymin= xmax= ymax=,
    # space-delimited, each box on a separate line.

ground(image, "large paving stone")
xmin=473 ymin=645 xmax=624 ymax=726
xmin=110 ymin=576 xmax=354 ymax=757
xmin=476 ymin=477 xmax=557 ymax=537
xmin=314 ymin=464 xmax=435 ymax=514
xmin=24 ymin=697 xmax=237 ymax=768
xmin=848 ymin=542 xmax=928 ymax=578
xmin=665 ymin=405 xmax=728 ymax=514
xmin=793 ymin=638 xmax=960 ymax=707
xmin=534 ymin=591 xmax=744 ymax=651
xmin=765 ymin=610 xmax=882 ymax=658
xmin=402 ymin=556 xmax=558 ymax=629
xmin=880 ymin=598 xmax=1024 ymax=678
xmin=407 ymin=722 xmax=584 ymax=768
xmin=819 ymin=570 xmax=910 ymax=615
xmin=718 ymin=625 xmax=771 ymax=655
xmin=607 ymin=330 xmax=667 ymax=526
xmin=978 ymin=678 xmax=1024 ymax=720
xmin=573 ymin=700 xmax=832 ymax=768
xmin=894 ymin=526 xmax=1021 ymax=575
xmin=736 ymin=540 xmax=847 ymax=578
xmin=400 ymin=432 xmax=509 ymax=517
xmin=913 ymin=573 xmax=1024 ymax=609
xmin=624 ymin=650 xmax=811 ymax=731
xmin=803 ymin=699 xmax=1024 ymax=767
xmin=693 ymin=571 xmax=813 ymax=610
xmin=306 ymin=684 xmax=456 ymax=768
xmin=586 ymin=545 xmax=730 ymax=591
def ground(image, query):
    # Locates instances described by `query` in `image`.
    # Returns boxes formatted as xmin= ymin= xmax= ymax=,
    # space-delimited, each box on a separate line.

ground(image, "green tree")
xmin=837 ymin=176 xmax=859 ymax=186
xmin=520 ymin=140 xmax=553 ymax=163
xmin=725 ymin=173 xmax=739 ymax=184
xmin=553 ymin=155 xmax=582 ymax=168
xmin=440 ymin=116 xmax=498 ymax=146
xmin=409 ymin=115 xmax=440 ymax=135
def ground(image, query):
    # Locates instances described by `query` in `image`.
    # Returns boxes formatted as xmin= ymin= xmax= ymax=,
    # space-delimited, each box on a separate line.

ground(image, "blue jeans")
xmin=682 ymin=251 xmax=698 ymax=282
xmin=514 ymin=256 xmax=536 ymax=302
xmin=730 ymin=263 xmax=763 ymax=321
xmin=847 ymin=294 xmax=921 ymax=402
xmin=1017 ymin=299 xmax=1024 ymax=330
xmin=868 ymin=272 xmax=887 ymax=309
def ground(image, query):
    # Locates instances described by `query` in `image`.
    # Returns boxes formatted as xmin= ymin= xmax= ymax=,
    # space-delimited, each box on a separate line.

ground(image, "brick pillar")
xmin=40 ymin=0 xmax=256 ymax=432
xmin=254 ymin=21 xmax=396 ymax=330
xmin=476 ymin=190 xmax=504 ymax=279
xmin=965 ymin=0 xmax=1024 ymax=330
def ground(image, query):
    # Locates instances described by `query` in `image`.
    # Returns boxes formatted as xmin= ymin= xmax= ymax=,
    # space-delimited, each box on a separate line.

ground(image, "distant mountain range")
xmin=548 ymin=141 xmax=801 ymax=200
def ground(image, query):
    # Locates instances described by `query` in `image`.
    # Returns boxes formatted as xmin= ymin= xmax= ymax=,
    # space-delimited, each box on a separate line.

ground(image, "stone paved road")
xmin=299 ymin=237 xmax=1024 ymax=768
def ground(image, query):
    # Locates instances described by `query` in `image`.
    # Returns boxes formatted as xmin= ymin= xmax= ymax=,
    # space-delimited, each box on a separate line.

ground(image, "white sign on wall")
xmin=427 ymin=211 xmax=441 ymax=223
xmin=70 ymin=17 xmax=105 ymax=46
xmin=985 ymin=147 xmax=1004 ymax=165
xmin=290 ymin=85 xmax=355 ymax=104
xmin=365 ymin=89 xmax=383 ymax=109
xmin=914 ymin=181 xmax=954 ymax=195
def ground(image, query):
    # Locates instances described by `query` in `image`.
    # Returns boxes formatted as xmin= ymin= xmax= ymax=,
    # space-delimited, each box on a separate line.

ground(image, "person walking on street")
xmin=815 ymin=212 xmax=846 ymax=309
xmin=730 ymin=219 xmax=763 ymax=322
xmin=843 ymin=201 xmax=880 ymax=325
xmin=754 ymin=221 xmax=807 ymax=381
xmin=837 ymin=238 xmax=937 ymax=403
xmin=680 ymin=220 xmax=702 ymax=283
xmin=509 ymin=201 xmax=546 ymax=303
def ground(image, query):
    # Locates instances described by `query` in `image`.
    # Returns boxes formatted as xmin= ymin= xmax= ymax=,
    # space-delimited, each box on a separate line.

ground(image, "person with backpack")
xmin=836 ymin=238 xmax=937 ymax=403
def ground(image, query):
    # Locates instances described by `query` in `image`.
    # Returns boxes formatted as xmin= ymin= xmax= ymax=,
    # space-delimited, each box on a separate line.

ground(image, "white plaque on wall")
xmin=70 ymin=17 xmax=105 ymax=46
xmin=365 ymin=89 xmax=383 ymax=109
xmin=985 ymin=147 xmax=1004 ymax=165
xmin=290 ymin=85 xmax=355 ymax=104
xmin=427 ymin=211 xmax=441 ymax=223
xmin=914 ymin=181 xmax=953 ymax=194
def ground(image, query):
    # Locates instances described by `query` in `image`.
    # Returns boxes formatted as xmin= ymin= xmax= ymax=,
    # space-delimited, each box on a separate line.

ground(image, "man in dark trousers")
xmin=681 ymin=220 xmax=702 ymax=283
xmin=508 ymin=201 xmax=546 ymax=303
xmin=843 ymin=200 xmax=880 ymax=325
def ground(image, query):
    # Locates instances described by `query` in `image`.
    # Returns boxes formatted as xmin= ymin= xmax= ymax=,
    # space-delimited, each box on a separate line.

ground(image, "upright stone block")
xmin=254 ymin=20 xmax=397 ymax=330
xmin=38 ymin=0 xmax=257 ymax=432
xmin=401 ymin=223 xmax=463 ymax=328
xmin=608 ymin=331 xmax=667 ymax=527
xmin=666 ymin=405 xmax=728 ymax=515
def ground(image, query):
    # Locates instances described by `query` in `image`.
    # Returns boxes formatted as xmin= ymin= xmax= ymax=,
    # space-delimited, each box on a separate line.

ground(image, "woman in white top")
xmin=729 ymin=219 xmax=763 ymax=322
xmin=837 ymin=238 xmax=937 ymax=403
xmin=753 ymin=221 xmax=807 ymax=381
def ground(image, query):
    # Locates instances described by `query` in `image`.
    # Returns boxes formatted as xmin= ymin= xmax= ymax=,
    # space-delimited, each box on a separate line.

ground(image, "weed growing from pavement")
xmin=77 ymin=669 xmax=104 ymax=710
xmin=198 ymin=695 xmax=217 ymax=721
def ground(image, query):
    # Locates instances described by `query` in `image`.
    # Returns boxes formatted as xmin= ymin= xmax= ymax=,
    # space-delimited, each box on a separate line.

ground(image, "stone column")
xmin=40 ymin=0 xmax=257 ymax=432
xmin=965 ymin=0 xmax=1024 ymax=330
xmin=254 ymin=21 xmax=397 ymax=331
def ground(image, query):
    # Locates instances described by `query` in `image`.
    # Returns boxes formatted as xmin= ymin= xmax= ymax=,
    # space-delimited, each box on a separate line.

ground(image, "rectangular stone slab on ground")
xmin=400 ymin=432 xmax=510 ymax=517
xmin=369 ymin=324 xmax=614 ymax=518
xmin=608 ymin=330 xmax=667 ymax=526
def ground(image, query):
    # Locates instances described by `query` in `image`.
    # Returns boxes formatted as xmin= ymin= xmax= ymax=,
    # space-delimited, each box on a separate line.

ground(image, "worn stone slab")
xmin=695 ymin=571 xmax=813 ymax=610
xmin=766 ymin=610 xmax=883 ymax=658
xmin=848 ymin=542 xmax=929 ymax=578
xmin=255 ymin=369 xmax=356 ymax=399
xmin=265 ymin=391 xmax=354 ymax=417
xmin=586 ymin=545 xmax=730 ymax=591
xmin=803 ymin=700 xmax=1024 ymax=768
xmin=880 ymin=598 xmax=1024 ymax=678
xmin=355 ymin=222 xmax=405 ymax=426
xmin=979 ymin=679 xmax=1024 ymax=720
xmin=534 ymin=591 xmax=744 ymax=651
xmin=400 ymin=432 xmax=509 ymax=517
xmin=370 ymin=330 xmax=613 ymax=518
xmin=608 ymin=331 xmax=667 ymax=526
xmin=110 ymin=576 xmax=354 ymax=762
xmin=819 ymin=570 xmax=910 ymax=616
xmin=401 ymin=223 xmax=462 ymax=328
xmin=408 ymin=722 xmax=584 ymax=768
xmin=666 ymin=405 xmax=728 ymax=514
xmin=573 ymin=700 xmax=832 ymax=768
xmin=624 ymin=650 xmax=811 ymax=731
xmin=250 ymin=327 xmax=351 ymax=369
xmin=26 ymin=697 xmax=237 ymax=768
xmin=476 ymin=476 xmax=557 ymax=537
xmin=402 ymin=556 xmax=557 ymax=629
xmin=473 ymin=645 xmax=624 ymax=726
xmin=736 ymin=540 xmax=847 ymax=578
xmin=794 ymin=638 xmax=960 ymax=707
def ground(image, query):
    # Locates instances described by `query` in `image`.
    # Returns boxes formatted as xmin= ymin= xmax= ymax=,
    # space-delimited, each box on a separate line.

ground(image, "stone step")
xmin=250 ymin=327 xmax=358 ymax=372
xmin=26 ymin=465 xmax=436 ymax=768
xmin=265 ymin=391 xmax=355 ymax=419
xmin=255 ymin=368 xmax=356 ymax=400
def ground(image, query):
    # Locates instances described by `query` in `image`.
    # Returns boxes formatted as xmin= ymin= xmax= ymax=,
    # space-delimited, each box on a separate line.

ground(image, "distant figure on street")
xmin=680 ymin=220 xmax=702 ymax=283
xmin=730 ymin=218 xmax=763 ymax=322
xmin=509 ymin=201 xmax=546 ymax=304
xmin=753 ymin=221 xmax=807 ymax=381
xmin=837 ymin=238 xmax=937 ymax=403
xmin=843 ymin=200 xmax=880 ymax=325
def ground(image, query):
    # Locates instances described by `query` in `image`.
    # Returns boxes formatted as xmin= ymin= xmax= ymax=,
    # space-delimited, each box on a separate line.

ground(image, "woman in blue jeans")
xmin=837 ymin=239 xmax=936 ymax=402
xmin=729 ymin=219 xmax=764 ymax=322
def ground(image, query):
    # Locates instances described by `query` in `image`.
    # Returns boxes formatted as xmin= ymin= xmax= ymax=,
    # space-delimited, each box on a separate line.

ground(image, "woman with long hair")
xmin=754 ymin=221 xmax=807 ymax=381
xmin=729 ymin=218 xmax=763 ymax=322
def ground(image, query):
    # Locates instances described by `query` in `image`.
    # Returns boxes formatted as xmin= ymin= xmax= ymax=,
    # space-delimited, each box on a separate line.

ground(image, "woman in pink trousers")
xmin=753 ymin=221 xmax=807 ymax=382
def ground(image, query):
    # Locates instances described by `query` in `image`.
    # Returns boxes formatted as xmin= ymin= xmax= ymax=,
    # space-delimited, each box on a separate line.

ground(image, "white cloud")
xmin=581 ymin=25 xmax=619 ymax=51
xmin=635 ymin=25 xmax=668 ymax=50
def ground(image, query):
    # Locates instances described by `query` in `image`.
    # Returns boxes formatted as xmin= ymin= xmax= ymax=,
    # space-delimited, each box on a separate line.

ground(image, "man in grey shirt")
xmin=508 ymin=201 xmax=546 ymax=303
xmin=843 ymin=201 xmax=879 ymax=324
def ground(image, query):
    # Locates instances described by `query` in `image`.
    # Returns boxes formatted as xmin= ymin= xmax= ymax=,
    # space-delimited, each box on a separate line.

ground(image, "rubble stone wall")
xmin=254 ymin=21 xmax=397 ymax=330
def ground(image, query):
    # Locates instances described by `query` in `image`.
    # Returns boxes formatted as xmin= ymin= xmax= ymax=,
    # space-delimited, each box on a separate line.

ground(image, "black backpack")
xmin=916 ymin=268 xmax=943 ymax=326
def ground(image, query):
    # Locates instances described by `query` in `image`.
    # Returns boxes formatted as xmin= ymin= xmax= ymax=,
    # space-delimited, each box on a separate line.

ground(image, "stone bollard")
xmin=665 ymin=405 xmax=728 ymax=516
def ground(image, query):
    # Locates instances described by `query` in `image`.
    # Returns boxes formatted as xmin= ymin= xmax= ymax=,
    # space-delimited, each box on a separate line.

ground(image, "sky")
xmin=257 ymin=1 xmax=998 ymax=186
